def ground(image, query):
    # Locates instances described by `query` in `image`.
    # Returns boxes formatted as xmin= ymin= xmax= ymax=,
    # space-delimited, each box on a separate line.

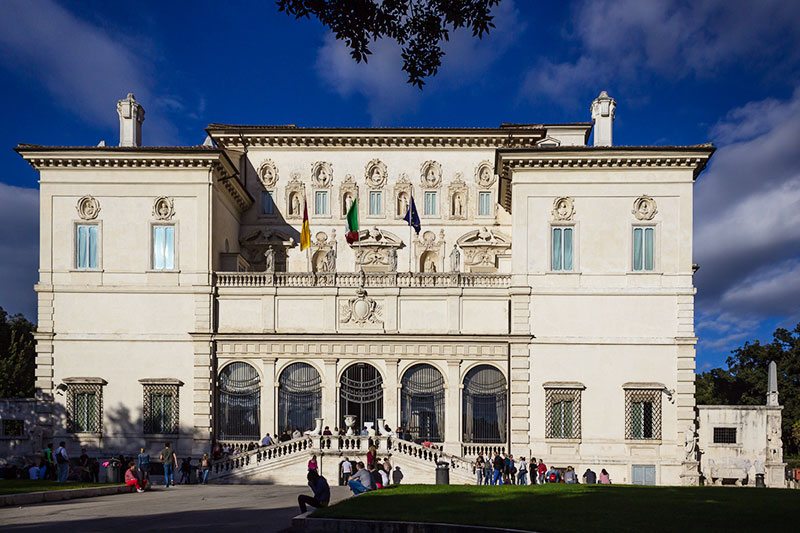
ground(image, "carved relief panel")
xmin=152 ymin=196 xmax=175 ymax=220
xmin=76 ymin=195 xmax=101 ymax=220
xmin=456 ymin=227 xmax=511 ymax=273
xmin=475 ymin=161 xmax=496 ymax=189
xmin=352 ymin=227 xmax=402 ymax=272
xmin=420 ymin=161 xmax=442 ymax=189
xmin=310 ymin=230 xmax=337 ymax=273
xmin=339 ymin=288 xmax=384 ymax=330
xmin=632 ymin=195 xmax=658 ymax=220
xmin=258 ymin=159 xmax=279 ymax=189
xmin=552 ymin=197 xmax=575 ymax=221
xmin=240 ymin=229 xmax=295 ymax=271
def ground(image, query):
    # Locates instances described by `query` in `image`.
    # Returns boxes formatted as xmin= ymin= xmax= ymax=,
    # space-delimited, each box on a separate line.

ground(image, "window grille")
xmin=218 ymin=362 xmax=261 ymax=440
xmin=2 ymin=419 xmax=24 ymax=437
xmin=143 ymin=384 xmax=180 ymax=434
xmin=545 ymin=388 xmax=581 ymax=439
xmin=278 ymin=362 xmax=322 ymax=433
xmin=339 ymin=363 xmax=383 ymax=431
xmin=67 ymin=383 xmax=103 ymax=434
xmin=401 ymin=364 xmax=445 ymax=442
xmin=625 ymin=389 xmax=661 ymax=440
xmin=713 ymin=427 xmax=737 ymax=444
xmin=462 ymin=365 xmax=507 ymax=444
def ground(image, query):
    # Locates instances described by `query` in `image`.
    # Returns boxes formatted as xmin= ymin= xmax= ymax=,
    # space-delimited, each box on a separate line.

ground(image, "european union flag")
xmin=404 ymin=195 xmax=421 ymax=234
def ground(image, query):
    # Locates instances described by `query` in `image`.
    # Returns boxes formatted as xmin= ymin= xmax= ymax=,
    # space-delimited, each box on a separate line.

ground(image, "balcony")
xmin=215 ymin=271 xmax=511 ymax=289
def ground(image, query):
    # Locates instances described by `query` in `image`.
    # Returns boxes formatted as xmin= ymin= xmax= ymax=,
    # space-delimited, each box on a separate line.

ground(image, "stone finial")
xmin=590 ymin=91 xmax=616 ymax=147
xmin=767 ymin=360 xmax=779 ymax=406
xmin=116 ymin=93 xmax=145 ymax=147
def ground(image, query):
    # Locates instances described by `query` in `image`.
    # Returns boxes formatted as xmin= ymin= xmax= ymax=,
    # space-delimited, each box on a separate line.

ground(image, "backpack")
xmin=56 ymin=449 xmax=67 ymax=464
xmin=548 ymin=472 xmax=557 ymax=483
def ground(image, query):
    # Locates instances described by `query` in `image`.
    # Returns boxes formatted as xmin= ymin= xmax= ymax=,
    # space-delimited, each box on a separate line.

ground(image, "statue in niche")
xmin=453 ymin=193 xmax=464 ymax=217
xmin=290 ymin=193 xmax=301 ymax=216
xmin=424 ymin=257 xmax=437 ymax=273
xmin=388 ymin=248 xmax=398 ymax=272
xmin=684 ymin=423 xmax=698 ymax=461
xmin=398 ymin=193 xmax=409 ymax=217
xmin=449 ymin=245 xmax=461 ymax=272
xmin=264 ymin=247 xmax=275 ymax=273
xmin=344 ymin=193 xmax=353 ymax=214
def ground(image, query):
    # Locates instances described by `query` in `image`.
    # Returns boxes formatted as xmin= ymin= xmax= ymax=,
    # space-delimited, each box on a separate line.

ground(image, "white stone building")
xmin=11 ymin=92 xmax=784 ymax=486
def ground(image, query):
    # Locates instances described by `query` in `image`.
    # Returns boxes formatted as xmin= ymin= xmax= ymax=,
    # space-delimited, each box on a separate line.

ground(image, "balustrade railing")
xmin=461 ymin=443 xmax=506 ymax=458
xmin=216 ymin=271 xmax=510 ymax=289
xmin=211 ymin=436 xmax=313 ymax=476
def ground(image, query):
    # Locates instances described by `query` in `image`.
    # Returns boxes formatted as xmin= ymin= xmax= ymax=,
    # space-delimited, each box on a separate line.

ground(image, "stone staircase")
xmin=209 ymin=435 xmax=476 ymax=485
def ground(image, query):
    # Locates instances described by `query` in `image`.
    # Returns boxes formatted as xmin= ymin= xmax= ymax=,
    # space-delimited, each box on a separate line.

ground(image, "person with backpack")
xmin=507 ymin=454 xmax=517 ymax=485
xmin=546 ymin=465 xmax=561 ymax=483
xmin=483 ymin=454 xmax=492 ymax=485
xmin=54 ymin=441 xmax=69 ymax=483
xmin=517 ymin=456 xmax=528 ymax=485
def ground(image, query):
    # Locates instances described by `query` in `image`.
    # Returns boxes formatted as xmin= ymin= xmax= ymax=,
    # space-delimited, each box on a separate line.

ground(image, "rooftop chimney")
xmin=117 ymin=93 xmax=145 ymax=147
xmin=590 ymin=91 xmax=616 ymax=147
xmin=767 ymin=360 xmax=779 ymax=406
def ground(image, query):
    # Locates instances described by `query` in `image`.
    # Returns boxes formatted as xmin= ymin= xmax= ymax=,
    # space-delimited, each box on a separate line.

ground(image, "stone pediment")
xmin=456 ymin=227 xmax=510 ymax=247
xmin=352 ymin=227 xmax=403 ymax=272
xmin=240 ymin=229 xmax=295 ymax=247
xmin=456 ymin=227 xmax=510 ymax=273
xmin=354 ymin=227 xmax=403 ymax=247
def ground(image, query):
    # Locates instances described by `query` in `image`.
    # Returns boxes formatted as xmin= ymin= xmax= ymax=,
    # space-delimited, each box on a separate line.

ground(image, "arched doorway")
xmin=339 ymin=363 xmax=383 ymax=433
xmin=218 ymin=362 xmax=261 ymax=441
xmin=462 ymin=365 xmax=507 ymax=443
xmin=278 ymin=362 xmax=322 ymax=433
xmin=401 ymin=364 xmax=445 ymax=442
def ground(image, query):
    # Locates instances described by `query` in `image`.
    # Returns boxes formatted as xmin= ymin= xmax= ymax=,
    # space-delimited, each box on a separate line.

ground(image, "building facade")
xmin=13 ymin=92 xmax=783 ymax=486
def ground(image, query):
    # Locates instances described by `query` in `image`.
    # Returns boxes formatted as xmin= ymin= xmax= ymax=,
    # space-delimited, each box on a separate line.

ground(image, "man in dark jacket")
xmin=298 ymin=470 xmax=330 ymax=513
xmin=583 ymin=468 xmax=597 ymax=484
xmin=492 ymin=452 xmax=504 ymax=485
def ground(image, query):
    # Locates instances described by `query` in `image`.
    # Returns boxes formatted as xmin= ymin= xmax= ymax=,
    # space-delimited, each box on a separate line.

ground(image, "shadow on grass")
xmin=312 ymin=484 xmax=799 ymax=532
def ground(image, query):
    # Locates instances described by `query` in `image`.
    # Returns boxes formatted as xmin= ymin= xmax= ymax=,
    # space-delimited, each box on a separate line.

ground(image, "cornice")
xmin=16 ymin=150 xmax=226 ymax=171
xmin=207 ymin=132 xmax=546 ymax=149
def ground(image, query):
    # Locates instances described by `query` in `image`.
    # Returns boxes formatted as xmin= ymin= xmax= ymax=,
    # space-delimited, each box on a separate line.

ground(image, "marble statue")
xmin=264 ymin=247 xmax=275 ymax=273
xmin=450 ymin=245 xmax=461 ymax=272
xmin=388 ymin=248 xmax=397 ymax=272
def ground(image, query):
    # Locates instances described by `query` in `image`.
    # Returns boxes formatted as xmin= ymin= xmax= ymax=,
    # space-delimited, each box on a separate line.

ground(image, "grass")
xmin=0 ymin=480 xmax=118 ymax=495
xmin=312 ymin=484 xmax=799 ymax=532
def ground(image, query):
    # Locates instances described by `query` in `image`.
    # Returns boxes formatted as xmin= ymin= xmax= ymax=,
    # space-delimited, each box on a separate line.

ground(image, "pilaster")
xmin=192 ymin=337 xmax=213 ymax=454
xmin=444 ymin=360 xmax=461 ymax=455
xmin=384 ymin=359 xmax=399 ymax=431
xmin=322 ymin=358 xmax=338 ymax=431
xmin=261 ymin=357 xmax=276 ymax=437
xmin=509 ymin=343 xmax=530 ymax=457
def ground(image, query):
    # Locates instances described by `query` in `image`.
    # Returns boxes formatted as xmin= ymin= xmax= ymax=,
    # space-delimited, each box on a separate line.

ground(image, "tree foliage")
xmin=0 ymin=307 xmax=36 ymax=398
xmin=696 ymin=323 xmax=800 ymax=455
xmin=277 ymin=0 xmax=501 ymax=88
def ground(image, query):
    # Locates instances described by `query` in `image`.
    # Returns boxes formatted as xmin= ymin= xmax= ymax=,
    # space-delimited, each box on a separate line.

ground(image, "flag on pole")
xmin=404 ymin=195 xmax=421 ymax=234
xmin=300 ymin=195 xmax=311 ymax=250
xmin=345 ymin=198 xmax=359 ymax=244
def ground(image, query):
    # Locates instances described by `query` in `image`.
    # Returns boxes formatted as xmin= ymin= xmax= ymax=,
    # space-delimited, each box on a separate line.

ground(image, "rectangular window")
xmin=315 ymin=190 xmax=328 ymax=215
xmin=143 ymin=384 xmax=179 ymax=434
xmin=552 ymin=401 xmax=573 ymax=438
xmin=552 ymin=226 xmax=574 ymax=271
xmin=153 ymin=225 xmax=175 ymax=270
xmin=76 ymin=224 xmax=99 ymax=269
xmin=74 ymin=392 xmax=97 ymax=433
xmin=478 ymin=191 xmax=492 ymax=216
xmin=625 ymin=389 xmax=661 ymax=440
xmin=631 ymin=401 xmax=654 ymax=439
xmin=261 ymin=191 xmax=274 ymax=215
xmin=424 ymin=191 xmax=437 ymax=215
xmin=633 ymin=226 xmax=655 ymax=271
xmin=67 ymin=383 xmax=103 ymax=434
xmin=369 ymin=191 xmax=383 ymax=215
xmin=1 ymin=419 xmax=24 ymax=437
xmin=545 ymin=387 xmax=582 ymax=439
xmin=713 ymin=427 xmax=737 ymax=444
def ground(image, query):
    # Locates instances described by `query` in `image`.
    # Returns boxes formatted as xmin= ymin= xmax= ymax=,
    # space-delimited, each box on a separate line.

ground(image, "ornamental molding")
xmin=456 ymin=227 xmax=511 ymax=273
xmin=552 ymin=197 xmax=575 ymax=221
xmin=475 ymin=161 xmax=496 ymax=188
xmin=447 ymin=174 xmax=468 ymax=220
xmin=208 ymin=133 xmax=546 ymax=150
xmin=498 ymin=155 xmax=711 ymax=177
xmin=285 ymin=174 xmax=305 ymax=219
xmin=352 ymin=227 xmax=403 ymax=272
xmin=339 ymin=175 xmax=359 ymax=218
xmin=258 ymin=159 xmax=279 ymax=188
xmin=76 ymin=195 xmax=100 ymax=220
xmin=240 ymin=228 xmax=295 ymax=267
xmin=420 ymin=160 xmax=442 ymax=189
xmin=311 ymin=161 xmax=333 ymax=188
xmin=152 ymin=196 xmax=175 ymax=220
xmin=339 ymin=288 xmax=383 ymax=326
xmin=414 ymin=229 xmax=446 ymax=273
xmin=632 ymin=195 xmax=658 ymax=220
xmin=311 ymin=230 xmax=337 ymax=273
xmin=365 ymin=159 xmax=388 ymax=188
xmin=21 ymin=153 xmax=226 ymax=170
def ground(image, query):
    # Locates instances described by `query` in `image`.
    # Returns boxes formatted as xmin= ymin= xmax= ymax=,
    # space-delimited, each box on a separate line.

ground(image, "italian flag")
xmin=300 ymin=195 xmax=311 ymax=251
xmin=345 ymin=198 xmax=359 ymax=244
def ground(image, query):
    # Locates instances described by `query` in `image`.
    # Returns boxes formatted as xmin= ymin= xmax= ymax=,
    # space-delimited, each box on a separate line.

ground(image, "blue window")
xmin=153 ymin=225 xmax=175 ymax=270
xmin=76 ymin=224 xmax=99 ymax=269
xmin=552 ymin=226 xmax=574 ymax=271
xmin=369 ymin=191 xmax=382 ymax=215
xmin=314 ymin=191 xmax=328 ymax=215
xmin=261 ymin=191 xmax=274 ymax=215
xmin=479 ymin=191 xmax=492 ymax=216
xmin=424 ymin=191 xmax=437 ymax=215
xmin=633 ymin=227 xmax=654 ymax=271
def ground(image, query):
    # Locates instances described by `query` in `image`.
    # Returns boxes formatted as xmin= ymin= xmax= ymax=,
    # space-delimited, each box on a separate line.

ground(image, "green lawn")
xmin=0 ymin=480 xmax=118 ymax=495
xmin=313 ymin=484 xmax=798 ymax=532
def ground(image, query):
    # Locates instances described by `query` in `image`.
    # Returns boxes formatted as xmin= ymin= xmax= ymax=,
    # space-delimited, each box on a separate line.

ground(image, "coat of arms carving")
xmin=339 ymin=288 xmax=383 ymax=326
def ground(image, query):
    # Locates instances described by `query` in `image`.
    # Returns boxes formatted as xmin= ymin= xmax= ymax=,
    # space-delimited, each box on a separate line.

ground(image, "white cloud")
xmin=0 ymin=184 xmax=38 ymax=320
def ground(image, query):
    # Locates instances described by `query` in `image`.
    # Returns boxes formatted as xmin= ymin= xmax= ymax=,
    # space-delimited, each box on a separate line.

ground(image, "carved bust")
xmin=77 ymin=195 xmax=100 ymax=220
xmin=421 ymin=161 xmax=442 ymax=188
xmin=365 ymin=159 xmax=388 ymax=188
xmin=632 ymin=195 xmax=658 ymax=220
xmin=258 ymin=159 xmax=279 ymax=188
xmin=153 ymin=196 xmax=174 ymax=220
xmin=476 ymin=163 xmax=496 ymax=188
xmin=311 ymin=161 xmax=333 ymax=187
xmin=552 ymin=197 xmax=575 ymax=221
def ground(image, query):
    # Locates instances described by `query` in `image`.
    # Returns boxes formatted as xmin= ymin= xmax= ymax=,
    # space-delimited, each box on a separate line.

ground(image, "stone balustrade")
xmin=461 ymin=443 xmax=506 ymax=458
xmin=211 ymin=436 xmax=313 ymax=476
xmin=215 ymin=271 xmax=511 ymax=289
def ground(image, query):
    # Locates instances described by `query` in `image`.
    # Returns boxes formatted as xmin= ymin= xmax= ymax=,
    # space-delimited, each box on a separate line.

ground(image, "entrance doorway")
xmin=339 ymin=363 xmax=383 ymax=433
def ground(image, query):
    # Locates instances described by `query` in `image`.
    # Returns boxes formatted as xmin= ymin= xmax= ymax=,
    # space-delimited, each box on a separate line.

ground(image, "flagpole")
xmin=408 ymin=222 xmax=412 ymax=273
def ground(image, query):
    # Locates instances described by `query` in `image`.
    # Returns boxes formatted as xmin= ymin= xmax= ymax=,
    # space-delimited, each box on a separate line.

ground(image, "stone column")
xmin=261 ymin=357 xmax=276 ymax=437
xmin=322 ymin=358 xmax=338 ymax=431
xmin=444 ymin=360 xmax=461 ymax=456
xmin=384 ymin=359 xmax=399 ymax=431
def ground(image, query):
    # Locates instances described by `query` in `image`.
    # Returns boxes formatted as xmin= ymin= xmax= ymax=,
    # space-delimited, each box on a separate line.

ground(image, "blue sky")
xmin=0 ymin=0 xmax=798 ymax=372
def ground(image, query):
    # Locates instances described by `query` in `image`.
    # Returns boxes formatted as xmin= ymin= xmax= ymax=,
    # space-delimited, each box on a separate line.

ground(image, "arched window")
xmin=339 ymin=363 xmax=383 ymax=433
xmin=462 ymin=365 xmax=507 ymax=443
xmin=218 ymin=362 xmax=260 ymax=440
xmin=401 ymin=364 xmax=445 ymax=442
xmin=278 ymin=362 xmax=322 ymax=433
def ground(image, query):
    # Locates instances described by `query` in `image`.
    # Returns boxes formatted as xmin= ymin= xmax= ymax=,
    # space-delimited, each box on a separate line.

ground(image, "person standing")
xmin=529 ymin=458 xmax=537 ymax=485
xmin=537 ymin=459 xmax=547 ymax=485
xmin=517 ymin=456 xmax=528 ymax=485
xmin=199 ymin=453 xmax=212 ymax=485
xmin=392 ymin=466 xmax=404 ymax=485
xmin=179 ymin=457 xmax=192 ymax=484
xmin=492 ymin=452 xmax=504 ymax=485
xmin=308 ymin=454 xmax=319 ymax=474
xmin=340 ymin=458 xmax=352 ymax=486
xmin=564 ymin=466 xmax=577 ymax=484
xmin=298 ymin=469 xmax=330 ymax=514
xmin=43 ymin=443 xmax=55 ymax=480
xmin=475 ymin=454 xmax=485 ymax=485
xmin=483 ymin=455 xmax=492 ymax=485
xmin=160 ymin=442 xmax=178 ymax=487
xmin=55 ymin=441 xmax=69 ymax=483
xmin=137 ymin=447 xmax=151 ymax=482
xmin=78 ymin=448 xmax=90 ymax=482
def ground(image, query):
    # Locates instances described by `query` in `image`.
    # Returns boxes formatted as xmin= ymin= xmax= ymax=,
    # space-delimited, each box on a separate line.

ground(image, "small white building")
xmin=9 ymin=92 xmax=784 ymax=485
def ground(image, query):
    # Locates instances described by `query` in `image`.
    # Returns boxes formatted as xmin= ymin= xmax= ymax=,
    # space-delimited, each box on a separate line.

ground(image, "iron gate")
xmin=401 ymin=363 xmax=445 ymax=442
xmin=218 ymin=362 xmax=261 ymax=440
xmin=339 ymin=363 xmax=383 ymax=432
xmin=278 ymin=362 xmax=322 ymax=433
xmin=462 ymin=365 xmax=507 ymax=443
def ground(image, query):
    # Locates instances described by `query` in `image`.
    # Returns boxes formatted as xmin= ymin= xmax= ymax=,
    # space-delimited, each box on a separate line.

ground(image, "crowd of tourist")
xmin=473 ymin=452 xmax=612 ymax=485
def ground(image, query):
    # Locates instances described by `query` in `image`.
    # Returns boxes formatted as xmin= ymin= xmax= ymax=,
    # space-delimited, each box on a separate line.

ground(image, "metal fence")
xmin=278 ymin=362 xmax=322 ymax=433
xmin=401 ymin=363 xmax=445 ymax=442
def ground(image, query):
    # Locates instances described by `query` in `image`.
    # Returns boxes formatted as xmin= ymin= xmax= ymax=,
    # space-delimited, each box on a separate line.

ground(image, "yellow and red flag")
xmin=300 ymin=195 xmax=311 ymax=251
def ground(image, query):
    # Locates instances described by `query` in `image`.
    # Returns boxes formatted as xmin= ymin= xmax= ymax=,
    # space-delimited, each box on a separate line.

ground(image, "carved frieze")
xmin=365 ymin=159 xmax=388 ymax=188
xmin=76 ymin=195 xmax=100 ymax=220
xmin=475 ymin=161 xmax=496 ymax=188
xmin=420 ymin=161 xmax=442 ymax=188
xmin=552 ymin=197 xmax=575 ymax=221
xmin=632 ymin=195 xmax=658 ymax=220
xmin=339 ymin=288 xmax=383 ymax=326
xmin=456 ymin=227 xmax=511 ymax=273
xmin=152 ymin=196 xmax=175 ymax=220
xmin=258 ymin=159 xmax=279 ymax=188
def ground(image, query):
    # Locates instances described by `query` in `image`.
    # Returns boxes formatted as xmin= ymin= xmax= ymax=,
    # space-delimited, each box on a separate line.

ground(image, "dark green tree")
xmin=696 ymin=323 xmax=800 ymax=455
xmin=0 ymin=307 xmax=36 ymax=398
xmin=277 ymin=0 xmax=502 ymax=88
